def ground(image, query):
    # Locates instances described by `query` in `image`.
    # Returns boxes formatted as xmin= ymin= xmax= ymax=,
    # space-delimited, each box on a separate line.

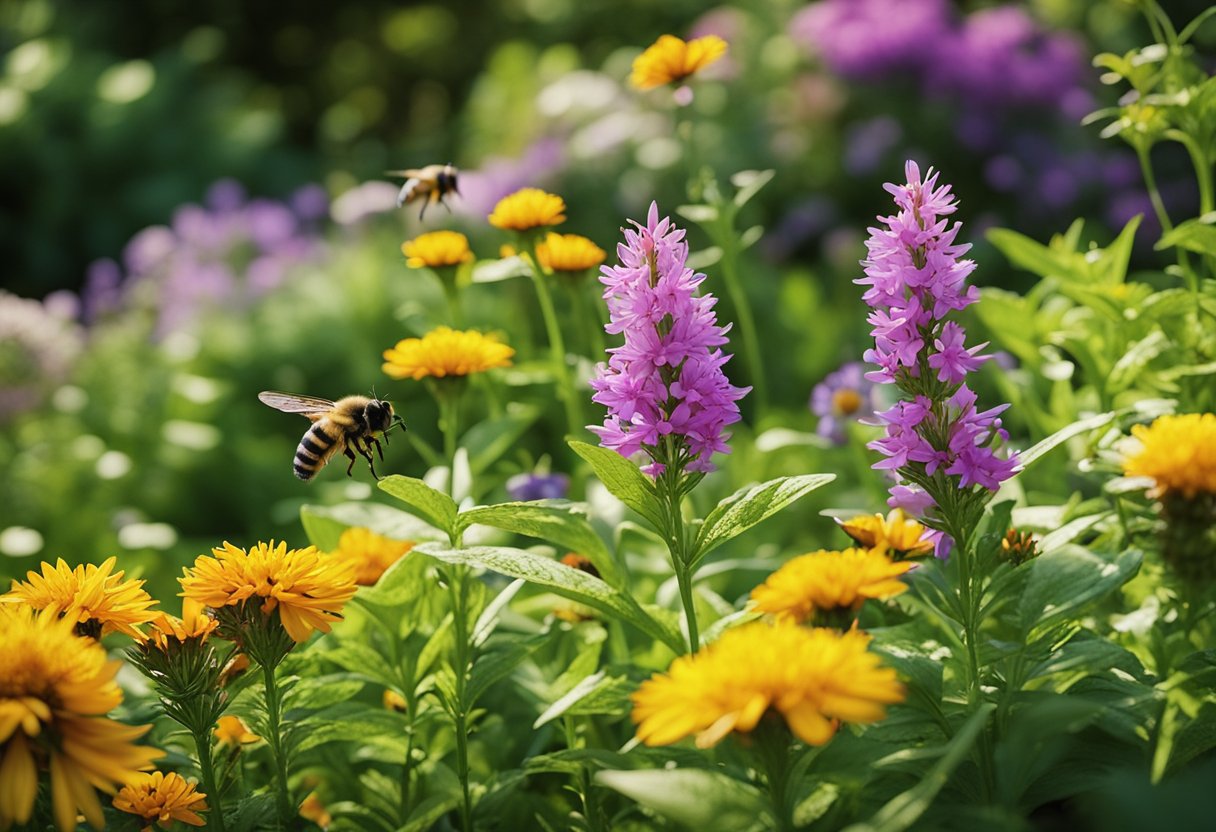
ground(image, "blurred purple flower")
xmin=0 ymin=290 xmax=83 ymax=419
xmin=331 ymin=181 xmax=399 ymax=226
xmin=810 ymin=362 xmax=877 ymax=445
xmin=206 ymin=178 xmax=246 ymax=212
xmin=790 ymin=0 xmax=952 ymax=80
xmin=845 ymin=117 xmax=903 ymax=176
xmin=505 ymin=472 xmax=571 ymax=502
xmin=455 ymin=138 xmax=567 ymax=219
xmin=83 ymin=258 xmax=123 ymax=323
xmin=290 ymin=184 xmax=330 ymax=221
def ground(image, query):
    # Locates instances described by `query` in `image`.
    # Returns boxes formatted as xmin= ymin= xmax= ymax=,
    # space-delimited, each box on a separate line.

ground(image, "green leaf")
xmin=987 ymin=227 xmax=1080 ymax=281
xmin=300 ymin=502 xmax=445 ymax=552
xmin=377 ymin=475 xmax=459 ymax=538
xmin=1108 ymin=329 xmax=1169 ymax=393
xmin=466 ymin=636 xmax=546 ymax=706
xmin=456 ymin=501 xmax=620 ymax=586
xmin=731 ymin=169 xmax=775 ymax=208
xmin=568 ymin=440 xmax=665 ymax=531
xmin=413 ymin=543 xmax=685 ymax=653
xmin=534 ymin=670 xmax=607 ymax=728
xmin=1017 ymin=410 xmax=1118 ymax=470
xmin=595 ymin=768 xmax=768 ymax=830
xmin=842 ymin=704 xmax=995 ymax=832
xmin=1156 ymin=215 xmax=1216 ymax=257
xmin=460 ymin=407 xmax=540 ymax=477
xmin=692 ymin=474 xmax=835 ymax=564
xmin=1018 ymin=546 xmax=1143 ymax=638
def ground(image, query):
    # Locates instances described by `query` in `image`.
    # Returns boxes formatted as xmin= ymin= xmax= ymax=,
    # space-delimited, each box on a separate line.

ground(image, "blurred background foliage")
xmin=1 ymin=0 xmax=1213 ymax=597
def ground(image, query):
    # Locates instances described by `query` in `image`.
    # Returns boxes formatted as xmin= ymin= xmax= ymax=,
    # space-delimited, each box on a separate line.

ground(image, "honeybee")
xmin=387 ymin=163 xmax=460 ymax=219
xmin=258 ymin=391 xmax=406 ymax=481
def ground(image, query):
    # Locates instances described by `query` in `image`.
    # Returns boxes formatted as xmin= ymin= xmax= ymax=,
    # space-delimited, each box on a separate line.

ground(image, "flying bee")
xmin=258 ymin=391 xmax=406 ymax=481
xmin=387 ymin=163 xmax=459 ymax=220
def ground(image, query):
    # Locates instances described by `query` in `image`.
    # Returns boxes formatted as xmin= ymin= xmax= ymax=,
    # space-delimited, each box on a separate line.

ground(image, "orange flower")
xmin=630 ymin=35 xmax=728 ymax=90
xmin=4 ymin=556 xmax=159 ymax=639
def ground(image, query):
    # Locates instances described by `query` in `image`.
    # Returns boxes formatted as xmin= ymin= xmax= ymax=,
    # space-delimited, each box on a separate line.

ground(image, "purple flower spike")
xmin=590 ymin=202 xmax=749 ymax=475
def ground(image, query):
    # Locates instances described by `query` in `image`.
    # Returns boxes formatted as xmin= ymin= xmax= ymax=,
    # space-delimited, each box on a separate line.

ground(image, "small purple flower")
xmin=506 ymin=472 xmax=571 ymax=502
xmin=590 ymin=202 xmax=748 ymax=475
xmin=810 ymin=362 xmax=877 ymax=445
xmin=790 ymin=0 xmax=953 ymax=80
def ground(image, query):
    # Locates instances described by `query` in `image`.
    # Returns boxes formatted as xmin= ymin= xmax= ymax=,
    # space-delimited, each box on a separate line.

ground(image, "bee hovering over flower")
xmin=258 ymin=391 xmax=406 ymax=481
xmin=387 ymin=163 xmax=460 ymax=220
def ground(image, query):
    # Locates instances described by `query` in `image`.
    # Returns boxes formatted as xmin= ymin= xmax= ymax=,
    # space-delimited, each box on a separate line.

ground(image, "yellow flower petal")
xmin=488 ymin=188 xmax=566 ymax=231
xmin=382 ymin=326 xmax=514 ymax=381
xmin=630 ymin=34 xmax=728 ymax=90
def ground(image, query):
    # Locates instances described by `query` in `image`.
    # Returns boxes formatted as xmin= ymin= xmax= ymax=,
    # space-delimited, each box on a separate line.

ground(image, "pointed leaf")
xmin=569 ymin=440 xmax=665 ymax=531
xmin=1018 ymin=546 xmax=1143 ymax=638
xmin=377 ymin=475 xmax=458 ymax=538
xmin=596 ymin=768 xmax=767 ymax=830
xmin=693 ymin=474 xmax=835 ymax=564
xmin=1017 ymin=410 xmax=1117 ymax=470
xmin=300 ymin=503 xmax=444 ymax=552
xmin=461 ymin=407 xmax=540 ymax=476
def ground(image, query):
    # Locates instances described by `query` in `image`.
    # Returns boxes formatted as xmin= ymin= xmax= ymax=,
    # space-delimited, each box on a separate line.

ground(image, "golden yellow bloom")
xmin=1123 ymin=413 xmax=1216 ymax=498
xmin=630 ymin=34 xmax=728 ymax=90
xmin=632 ymin=621 xmax=903 ymax=748
xmin=4 ymin=556 xmax=159 ymax=639
xmin=401 ymin=230 xmax=474 ymax=269
xmin=113 ymin=771 xmax=207 ymax=829
xmin=488 ymin=188 xmax=566 ymax=231
xmin=179 ymin=541 xmax=358 ymax=643
xmin=329 ymin=526 xmax=414 ymax=586
xmin=382 ymin=326 xmax=514 ymax=381
xmin=213 ymin=715 xmax=259 ymax=748
xmin=838 ymin=509 xmax=934 ymax=558
xmin=750 ymin=548 xmax=912 ymax=624
xmin=383 ymin=689 xmax=407 ymax=713
xmin=0 ymin=605 xmax=161 ymax=831
xmin=219 ymin=652 xmax=250 ymax=687
xmin=146 ymin=599 xmax=217 ymax=651
xmin=300 ymin=792 xmax=332 ymax=830
xmin=536 ymin=232 xmax=606 ymax=273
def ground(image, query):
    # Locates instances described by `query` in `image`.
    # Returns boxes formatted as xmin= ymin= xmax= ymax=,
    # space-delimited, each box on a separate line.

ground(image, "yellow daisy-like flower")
xmin=837 ymin=509 xmax=934 ymax=558
xmin=0 ymin=605 xmax=162 ymax=831
xmin=179 ymin=541 xmax=358 ymax=644
xmin=750 ymin=548 xmax=912 ymax=624
xmin=382 ymin=326 xmax=514 ymax=381
xmin=401 ymin=230 xmax=474 ymax=269
xmin=536 ymin=232 xmax=606 ymax=274
xmin=300 ymin=791 xmax=333 ymax=830
xmin=213 ymin=715 xmax=259 ymax=748
xmin=113 ymin=771 xmax=208 ymax=829
xmin=488 ymin=188 xmax=566 ymax=231
xmin=1123 ymin=413 xmax=1216 ymax=498
xmin=3 ymin=556 xmax=159 ymax=639
xmin=329 ymin=526 xmax=414 ymax=586
xmin=630 ymin=34 xmax=728 ymax=90
xmin=146 ymin=599 xmax=217 ymax=651
xmin=631 ymin=620 xmax=903 ymax=748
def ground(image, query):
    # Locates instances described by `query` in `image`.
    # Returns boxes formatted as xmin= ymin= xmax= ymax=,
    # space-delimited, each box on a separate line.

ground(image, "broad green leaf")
xmin=1156 ymin=216 xmax=1216 ymax=257
xmin=456 ymin=501 xmax=619 ymax=585
xmin=414 ymin=543 xmax=685 ymax=653
xmin=693 ymin=474 xmax=835 ymax=564
xmin=461 ymin=407 xmax=540 ymax=476
xmin=288 ymin=677 xmax=366 ymax=710
xmin=534 ymin=670 xmax=607 ymax=728
xmin=378 ymin=475 xmax=459 ymax=538
xmin=1018 ymin=545 xmax=1143 ymax=638
xmin=1017 ymin=410 xmax=1118 ymax=470
xmin=1108 ymin=329 xmax=1169 ymax=392
xmin=1037 ymin=513 xmax=1108 ymax=554
xmin=1093 ymin=215 xmax=1141 ymax=284
xmin=472 ymin=579 xmax=525 ymax=647
xmin=294 ymin=708 xmax=406 ymax=753
xmin=300 ymin=502 xmax=444 ymax=552
xmin=568 ymin=440 xmax=665 ymax=531
xmin=842 ymin=704 xmax=995 ymax=832
xmin=595 ymin=768 xmax=768 ymax=831
xmin=466 ymin=637 xmax=546 ymax=706
xmin=987 ymin=228 xmax=1080 ymax=281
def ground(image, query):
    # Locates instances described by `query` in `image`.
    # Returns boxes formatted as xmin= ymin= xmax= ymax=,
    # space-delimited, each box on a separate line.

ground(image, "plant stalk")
xmin=525 ymin=250 xmax=584 ymax=439
xmin=261 ymin=662 xmax=293 ymax=826
xmin=191 ymin=728 xmax=228 ymax=832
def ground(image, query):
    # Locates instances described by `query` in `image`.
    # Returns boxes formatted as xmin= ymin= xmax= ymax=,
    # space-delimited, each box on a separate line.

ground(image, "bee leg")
xmin=370 ymin=435 xmax=385 ymax=461
xmin=418 ymin=199 xmax=428 ymax=222
xmin=354 ymin=439 xmax=379 ymax=479
xmin=343 ymin=445 xmax=358 ymax=477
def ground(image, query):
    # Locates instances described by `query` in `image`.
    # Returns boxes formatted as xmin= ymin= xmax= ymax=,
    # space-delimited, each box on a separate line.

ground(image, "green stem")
xmin=950 ymin=521 xmax=995 ymax=802
xmin=526 ymin=252 xmax=584 ymax=439
xmin=449 ymin=568 xmax=474 ymax=832
xmin=437 ymin=388 xmax=461 ymax=498
xmin=439 ymin=275 xmax=465 ymax=328
xmin=754 ymin=723 xmax=793 ymax=832
xmin=1136 ymin=145 xmax=1199 ymax=291
xmin=565 ymin=278 xmax=601 ymax=359
xmin=192 ymin=729 xmax=228 ymax=832
xmin=399 ymin=713 xmax=415 ymax=822
xmin=719 ymin=234 xmax=767 ymax=420
xmin=261 ymin=662 xmax=293 ymax=826
xmin=662 ymin=469 xmax=699 ymax=651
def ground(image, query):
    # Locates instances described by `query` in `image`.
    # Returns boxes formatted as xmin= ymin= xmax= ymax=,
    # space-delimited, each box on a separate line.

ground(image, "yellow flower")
xmin=113 ymin=771 xmax=208 ymax=829
xmin=383 ymin=689 xmax=407 ymax=713
xmin=213 ymin=715 xmax=259 ymax=748
xmin=536 ymin=232 xmax=606 ymax=273
xmin=0 ymin=605 xmax=161 ymax=831
xmin=630 ymin=34 xmax=728 ymax=90
xmin=179 ymin=541 xmax=358 ymax=644
xmin=1123 ymin=413 xmax=1216 ymax=498
xmin=3 ymin=556 xmax=159 ymax=639
xmin=838 ymin=509 xmax=933 ymax=558
xmin=146 ymin=599 xmax=218 ymax=651
xmin=488 ymin=188 xmax=566 ymax=231
xmin=401 ymin=230 xmax=474 ymax=269
xmin=750 ymin=548 xmax=912 ymax=624
xmin=382 ymin=326 xmax=514 ymax=381
xmin=631 ymin=621 xmax=903 ymax=748
xmin=329 ymin=526 xmax=414 ymax=586
xmin=300 ymin=791 xmax=333 ymax=830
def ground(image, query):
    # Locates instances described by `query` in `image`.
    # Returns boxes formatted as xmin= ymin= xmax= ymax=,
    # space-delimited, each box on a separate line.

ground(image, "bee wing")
xmin=396 ymin=178 xmax=423 ymax=207
xmin=385 ymin=169 xmax=425 ymax=179
xmin=258 ymin=391 xmax=336 ymax=416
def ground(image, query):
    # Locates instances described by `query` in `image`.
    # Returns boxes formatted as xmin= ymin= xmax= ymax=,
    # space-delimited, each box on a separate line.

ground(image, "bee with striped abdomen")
xmin=387 ymin=163 xmax=459 ymax=220
xmin=258 ymin=391 xmax=406 ymax=481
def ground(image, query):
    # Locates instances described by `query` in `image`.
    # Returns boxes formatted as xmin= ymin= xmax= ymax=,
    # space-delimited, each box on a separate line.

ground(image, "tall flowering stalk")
xmin=858 ymin=162 xmax=1018 ymax=788
xmin=590 ymin=202 xmax=748 ymax=648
